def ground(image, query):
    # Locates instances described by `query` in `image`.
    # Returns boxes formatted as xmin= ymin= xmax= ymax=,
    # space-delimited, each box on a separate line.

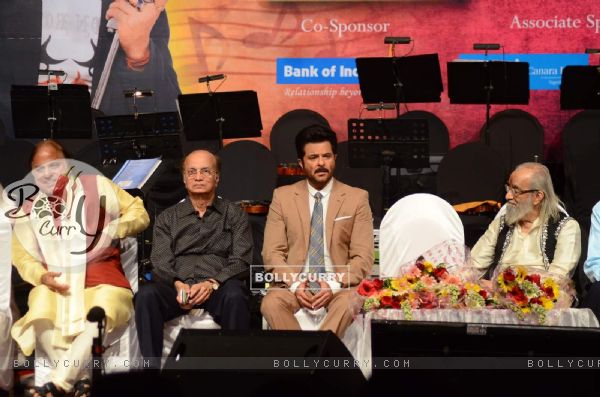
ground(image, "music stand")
xmin=560 ymin=66 xmax=600 ymax=110
xmin=355 ymin=54 xmax=443 ymax=117
xmin=447 ymin=61 xmax=529 ymax=144
xmin=177 ymin=90 xmax=262 ymax=147
xmin=348 ymin=118 xmax=429 ymax=211
xmin=10 ymin=84 xmax=92 ymax=139
xmin=95 ymin=112 xmax=182 ymax=166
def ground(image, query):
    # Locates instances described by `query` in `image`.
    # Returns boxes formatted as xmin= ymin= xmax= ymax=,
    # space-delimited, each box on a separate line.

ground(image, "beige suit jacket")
xmin=262 ymin=179 xmax=374 ymax=288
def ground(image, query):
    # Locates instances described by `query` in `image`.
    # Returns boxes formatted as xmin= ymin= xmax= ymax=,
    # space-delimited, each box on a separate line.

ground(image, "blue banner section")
xmin=276 ymin=58 xmax=358 ymax=84
xmin=457 ymin=53 xmax=589 ymax=90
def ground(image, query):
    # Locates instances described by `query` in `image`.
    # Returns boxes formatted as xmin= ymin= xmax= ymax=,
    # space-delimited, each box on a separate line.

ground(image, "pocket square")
xmin=334 ymin=215 xmax=353 ymax=222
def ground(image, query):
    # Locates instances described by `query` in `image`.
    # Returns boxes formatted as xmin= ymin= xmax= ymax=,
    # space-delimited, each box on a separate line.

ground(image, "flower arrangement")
xmin=494 ymin=266 xmax=573 ymax=324
xmin=356 ymin=259 xmax=574 ymax=324
xmin=357 ymin=258 xmax=496 ymax=320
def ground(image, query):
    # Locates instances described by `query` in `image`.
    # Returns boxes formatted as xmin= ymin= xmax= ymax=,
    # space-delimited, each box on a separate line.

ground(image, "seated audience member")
xmin=0 ymin=184 xmax=13 ymax=397
xmin=471 ymin=162 xmax=581 ymax=278
xmin=582 ymin=201 xmax=600 ymax=319
xmin=261 ymin=125 xmax=374 ymax=338
xmin=135 ymin=150 xmax=252 ymax=364
xmin=10 ymin=140 xmax=149 ymax=397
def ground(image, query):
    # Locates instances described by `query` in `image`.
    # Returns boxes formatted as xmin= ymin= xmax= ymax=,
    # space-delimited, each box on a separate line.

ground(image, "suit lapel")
xmin=326 ymin=180 xmax=345 ymax=250
xmin=294 ymin=182 xmax=311 ymax=250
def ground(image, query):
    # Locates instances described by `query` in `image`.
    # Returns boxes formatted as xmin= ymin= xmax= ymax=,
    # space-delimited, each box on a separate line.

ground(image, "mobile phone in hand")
xmin=179 ymin=289 xmax=189 ymax=305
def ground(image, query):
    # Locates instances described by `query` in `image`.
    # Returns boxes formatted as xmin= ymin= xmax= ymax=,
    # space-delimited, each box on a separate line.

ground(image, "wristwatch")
xmin=208 ymin=279 xmax=220 ymax=291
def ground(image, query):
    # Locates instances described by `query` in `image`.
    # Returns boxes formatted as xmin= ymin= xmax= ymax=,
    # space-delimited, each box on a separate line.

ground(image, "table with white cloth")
xmin=341 ymin=308 xmax=600 ymax=378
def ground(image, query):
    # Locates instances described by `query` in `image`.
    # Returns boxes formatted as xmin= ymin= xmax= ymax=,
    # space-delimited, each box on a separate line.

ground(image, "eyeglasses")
xmin=185 ymin=168 xmax=215 ymax=178
xmin=505 ymin=184 xmax=537 ymax=197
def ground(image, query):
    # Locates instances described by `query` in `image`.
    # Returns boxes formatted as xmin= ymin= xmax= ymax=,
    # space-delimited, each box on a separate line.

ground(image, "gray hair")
xmin=515 ymin=162 xmax=563 ymax=223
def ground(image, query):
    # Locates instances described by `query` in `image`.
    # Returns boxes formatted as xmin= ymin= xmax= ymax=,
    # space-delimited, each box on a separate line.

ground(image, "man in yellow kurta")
xmin=10 ymin=140 xmax=149 ymax=397
xmin=471 ymin=162 xmax=581 ymax=279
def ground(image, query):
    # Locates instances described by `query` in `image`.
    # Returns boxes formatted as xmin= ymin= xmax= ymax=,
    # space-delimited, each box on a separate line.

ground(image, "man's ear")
xmin=534 ymin=190 xmax=545 ymax=205
xmin=298 ymin=159 xmax=304 ymax=169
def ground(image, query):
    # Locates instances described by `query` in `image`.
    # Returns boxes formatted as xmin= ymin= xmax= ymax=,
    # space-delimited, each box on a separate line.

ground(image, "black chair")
xmin=217 ymin=140 xmax=277 ymax=202
xmin=480 ymin=109 xmax=545 ymax=172
xmin=269 ymin=109 xmax=330 ymax=164
xmin=562 ymin=110 xmax=600 ymax=233
xmin=334 ymin=141 xmax=384 ymax=224
xmin=396 ymin=110 xmax=450 ymax=198
xmin=0 ymin=118 xmax=34 ymax=188
xmin=574 ymin=225 xmax=592 ymax=304
xmin=217 ymin=140 xmax=277 ymax=280
xmin=400 ymin=110 xmax=450 ymax=156
xmin=436 ymin=142 xmax=507 ymax=247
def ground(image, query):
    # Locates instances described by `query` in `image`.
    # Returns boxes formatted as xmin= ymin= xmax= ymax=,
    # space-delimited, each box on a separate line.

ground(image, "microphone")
xmin=38 ymin=69 xmax=65 ymax=76
xmin=384 ymin=36 xmax=411 ymax=45
xmin=123 ymin=89 xmax=154 ymax=98
xmin=473 ymin=43 xmax=500 ymax=51
xmin=198 ymin=74 xmax=226 ymax=83
xmin=87 ymin=306 xmax=106 ymax=323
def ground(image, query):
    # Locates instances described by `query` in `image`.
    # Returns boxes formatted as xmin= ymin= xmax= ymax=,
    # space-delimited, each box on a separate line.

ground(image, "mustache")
xmin=314 ymin=167 xmax=329 ymax=173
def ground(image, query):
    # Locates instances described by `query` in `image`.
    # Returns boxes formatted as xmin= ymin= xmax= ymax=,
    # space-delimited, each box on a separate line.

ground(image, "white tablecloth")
xmin=341 ymin=308 xmax=600 ymax=379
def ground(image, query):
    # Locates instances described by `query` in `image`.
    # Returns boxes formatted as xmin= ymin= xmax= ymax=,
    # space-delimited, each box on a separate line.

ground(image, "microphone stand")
xmin=206 ymin=80 xmax=225 ymax=150
xmin=87 ymin=308 xmax=106 ymax=389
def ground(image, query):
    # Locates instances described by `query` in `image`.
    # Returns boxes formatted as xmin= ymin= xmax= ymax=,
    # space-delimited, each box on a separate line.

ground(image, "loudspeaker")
xmin=369 ymin=320 xmax=600 ymax=394
xmin=162 ymin=329 xmax=366 ymax=397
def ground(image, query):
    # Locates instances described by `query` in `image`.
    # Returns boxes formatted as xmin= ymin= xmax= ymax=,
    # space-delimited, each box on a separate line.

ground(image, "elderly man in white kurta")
xmin=10 ymin=140 xmax=149 ymax=397
xmin=471 ymin=162 xmax=581 ymax=279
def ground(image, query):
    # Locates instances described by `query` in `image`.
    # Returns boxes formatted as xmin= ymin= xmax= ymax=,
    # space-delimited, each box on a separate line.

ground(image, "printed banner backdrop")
xmin=1 ymin=1 xmax=600 ymax=158
xmin=166 ymin=0 xmax=600 ymax=156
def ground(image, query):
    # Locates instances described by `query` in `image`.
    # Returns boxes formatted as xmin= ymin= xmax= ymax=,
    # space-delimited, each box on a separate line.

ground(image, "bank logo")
xmin=457 ymin=53 xmax=589 ymax=90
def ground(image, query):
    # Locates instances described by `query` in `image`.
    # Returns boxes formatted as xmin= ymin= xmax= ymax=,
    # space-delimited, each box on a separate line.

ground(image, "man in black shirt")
xmin=135 ymin=150 xmax=252 ymax=363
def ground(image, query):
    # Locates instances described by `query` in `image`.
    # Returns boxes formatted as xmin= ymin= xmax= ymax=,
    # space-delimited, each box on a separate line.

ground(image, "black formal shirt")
xmin=151 ymin=197 xmax=252 ymax=286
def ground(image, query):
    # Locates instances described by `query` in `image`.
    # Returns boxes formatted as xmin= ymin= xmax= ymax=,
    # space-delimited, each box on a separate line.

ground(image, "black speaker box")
xmin=162 ymin=329 xmax=366 ymax=397
xmin=369 ymin=320 xmax=600 ymax=394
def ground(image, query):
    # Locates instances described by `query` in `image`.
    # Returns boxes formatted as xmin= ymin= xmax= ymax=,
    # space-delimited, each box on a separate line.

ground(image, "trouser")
xmin=134 ymin=279 xmax=250 ymax=363
xmin=33 ymin=319 xmax=96 ymax=392
xmin=260 ymin=288 xmax=356 ymax=338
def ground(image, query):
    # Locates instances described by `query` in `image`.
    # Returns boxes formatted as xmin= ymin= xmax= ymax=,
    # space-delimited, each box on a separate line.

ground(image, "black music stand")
xmin=560 ymin=66 xmax=600 ymax=110
xmin=355 ymin=54 xmax=443 ymax=117
xmin=177 ymin=90 xmax=262 ymax=148
xmin=447 ymin=61 xmax=529 ymax=144
xmin=11 ymin=84 xmax=92 ymax=139
xmin=348 ymin=118 xmax=429 ymax=211
xmin=95 ymin=112 xmax=182 ymax=166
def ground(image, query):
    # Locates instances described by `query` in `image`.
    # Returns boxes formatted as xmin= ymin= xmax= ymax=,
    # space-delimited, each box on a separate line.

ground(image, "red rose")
xmin=358 ymin=280 xmax=375 ymax=297
xmin=433 ymin=267 xmax=448 ymax=279
xmin=509 ymin=287 xmax=527 ymax=305
xmin=459 ymin=287 xmax=467 ymax=298
xmin=544 ymin=286 xmax=555 ymax=299
xmin=526 ymin=274 xmax=542 ymax=286
xmin=531 ymin=298 xmax=542 ymax=305
xmin=503 ymin=270 xmax=516 ymax=282
xmin=391 ymin=297 xmax=402 ymax=309
xmin=420 ymin=292 xmax=437 ymax=309
xmin=380 ymin=295 xmax=393 ymax=307
xmin=372 ymin=278 xmax=383 ymax=290
xmin=479 ymin=290 xmax=488 ymax=299
xmin=416 ymin=262 xmax=424 ymax=271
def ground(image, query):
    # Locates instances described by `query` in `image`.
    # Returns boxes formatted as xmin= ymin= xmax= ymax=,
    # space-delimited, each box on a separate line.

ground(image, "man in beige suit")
xmin=261 ymin=124 xmax=374 ymax=337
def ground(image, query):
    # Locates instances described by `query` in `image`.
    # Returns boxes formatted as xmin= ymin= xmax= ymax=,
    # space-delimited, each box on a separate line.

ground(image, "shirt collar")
xmin=307 ymin=178 xmax=333 ymax=199
xmin=181 ymin=196 xmax=224 ymax=216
